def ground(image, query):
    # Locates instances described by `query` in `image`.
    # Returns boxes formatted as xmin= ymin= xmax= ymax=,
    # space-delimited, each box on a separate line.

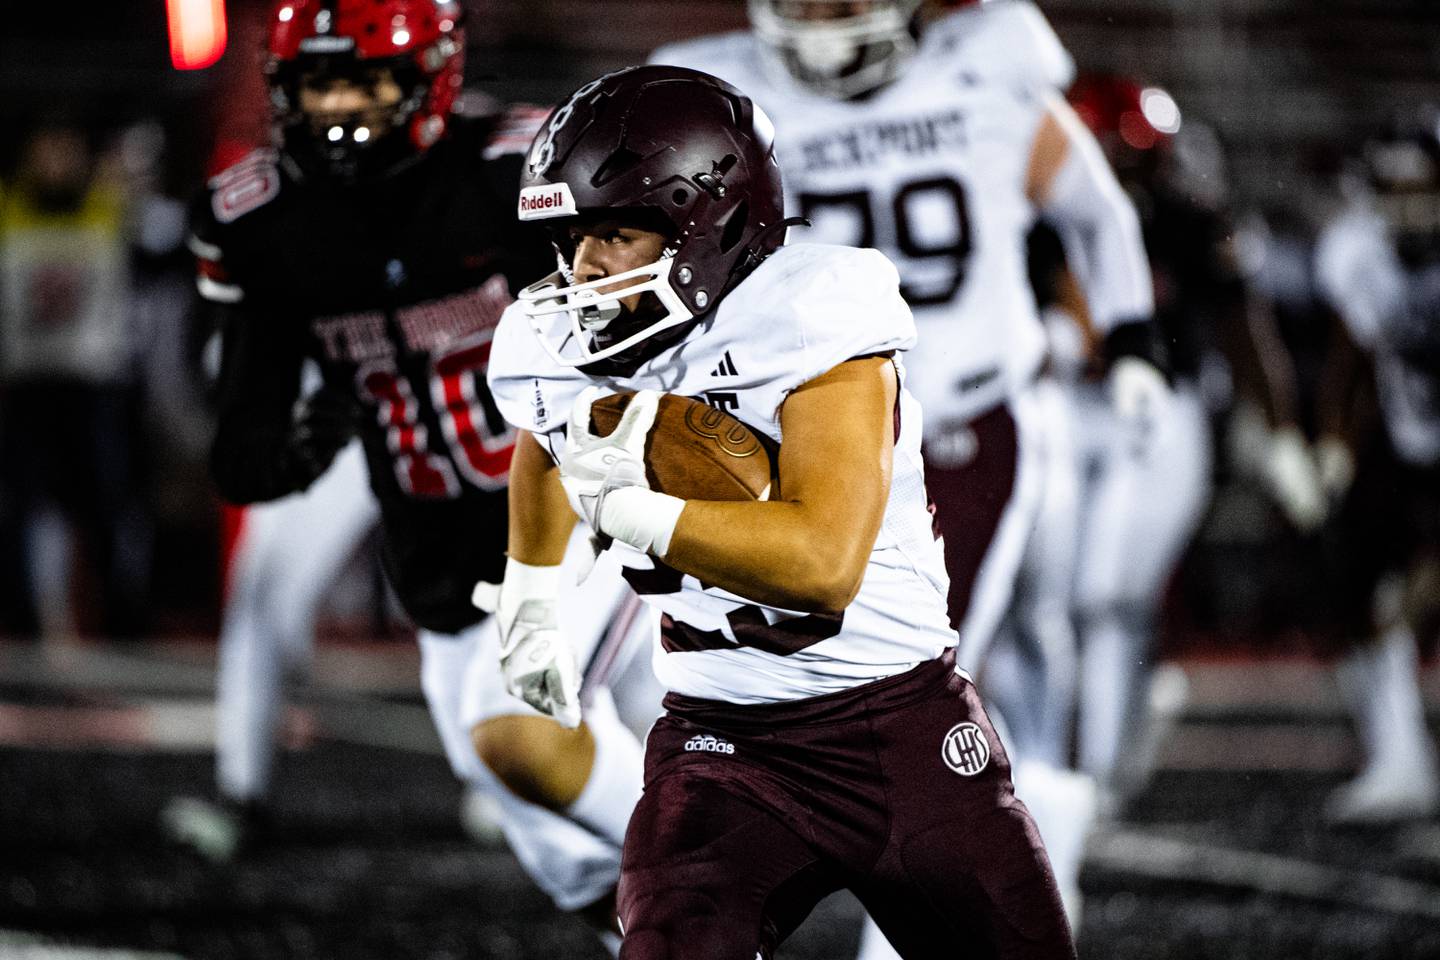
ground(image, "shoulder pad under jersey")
xmin=923 ymin=0 xmax=1075 ymax=91
xmin=724 ymin=244 xmax=917 ymax=389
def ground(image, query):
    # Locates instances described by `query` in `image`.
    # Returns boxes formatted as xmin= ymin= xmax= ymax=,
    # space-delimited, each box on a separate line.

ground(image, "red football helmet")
xmin=265 ymin=0 xmax=465 ymax=180
xmin=516 ymin=66 xmax=787 ymax=369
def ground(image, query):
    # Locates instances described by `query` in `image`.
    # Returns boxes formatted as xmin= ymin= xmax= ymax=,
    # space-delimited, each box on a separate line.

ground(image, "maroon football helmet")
xmin=265 ymin=0 xmax=465 ymax=181
xmin=515 ymin=66 xmax=787 ymax=368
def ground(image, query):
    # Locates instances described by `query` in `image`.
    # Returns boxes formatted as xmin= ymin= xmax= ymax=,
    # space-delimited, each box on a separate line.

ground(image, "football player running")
xmin=649 ymin=0 xmax=1163 ymax=933
xmin=192 ymin=0 xmax=648 ymax=944
xmin=488 ymin=64 xmax=1075 ymax=960
xmin=1055 ymin=75 xmax=1316 ymax=807
xmin=1311 ymin=111 xmax=1440 ymax=823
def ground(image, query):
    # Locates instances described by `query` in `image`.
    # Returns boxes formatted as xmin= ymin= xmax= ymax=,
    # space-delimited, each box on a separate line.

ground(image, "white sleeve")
xmin=1037 ymin=96 xmax=1154 ymax=332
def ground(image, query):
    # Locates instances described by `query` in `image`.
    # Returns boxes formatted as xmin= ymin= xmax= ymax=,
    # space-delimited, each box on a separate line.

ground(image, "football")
xmin=590 ymin=392 xmax=777 ymax=502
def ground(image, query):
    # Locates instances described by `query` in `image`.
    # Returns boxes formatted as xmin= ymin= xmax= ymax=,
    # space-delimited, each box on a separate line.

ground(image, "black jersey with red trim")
xmin=193 ymin=108 xmax=554 ymax=633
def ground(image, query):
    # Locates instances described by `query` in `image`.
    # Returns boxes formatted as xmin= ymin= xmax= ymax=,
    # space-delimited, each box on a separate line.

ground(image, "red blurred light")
xmin=168 ymin=0 xmax=228 ymax=70
xmin=1118 ymin=111 xmax=1159 ymax=151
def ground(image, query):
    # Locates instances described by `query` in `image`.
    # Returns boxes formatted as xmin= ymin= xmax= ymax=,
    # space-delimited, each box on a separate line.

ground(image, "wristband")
xmin=599 ymin=487 xmax=686 ymax=558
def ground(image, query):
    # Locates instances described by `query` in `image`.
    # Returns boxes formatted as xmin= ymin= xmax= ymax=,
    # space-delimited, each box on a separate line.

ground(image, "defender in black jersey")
xmin=186 ymin=0 xmax=645 ymax=941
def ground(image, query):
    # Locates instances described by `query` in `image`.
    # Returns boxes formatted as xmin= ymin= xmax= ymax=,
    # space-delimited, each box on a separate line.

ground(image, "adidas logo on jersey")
xmin=684 ymin=734 xmax=735 ymax=755
xmin=710 ymin=351 xmax=738 ymax=377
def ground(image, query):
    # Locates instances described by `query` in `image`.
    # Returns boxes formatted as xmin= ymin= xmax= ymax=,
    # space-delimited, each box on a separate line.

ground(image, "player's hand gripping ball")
xmin=588 ymin=391 xmax=777 ymax=502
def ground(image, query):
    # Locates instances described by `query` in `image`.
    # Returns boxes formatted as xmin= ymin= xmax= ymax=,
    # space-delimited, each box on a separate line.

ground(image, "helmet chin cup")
xmin=519 ymin=257 xmax=696 ymax=368
xmin=573 ymin=289 xmax=623 ymax=332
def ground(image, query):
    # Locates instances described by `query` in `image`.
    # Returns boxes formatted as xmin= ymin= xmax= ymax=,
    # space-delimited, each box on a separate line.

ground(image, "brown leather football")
xmin=590 ymin=392 xmax=777 ymax=502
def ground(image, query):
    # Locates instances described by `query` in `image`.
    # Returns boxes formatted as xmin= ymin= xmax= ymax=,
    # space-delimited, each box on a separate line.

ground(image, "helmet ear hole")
xmin=719 ymin=199 xmax=750 ymax=253
xmin=672 ymin=188 xmax=689 ymax=205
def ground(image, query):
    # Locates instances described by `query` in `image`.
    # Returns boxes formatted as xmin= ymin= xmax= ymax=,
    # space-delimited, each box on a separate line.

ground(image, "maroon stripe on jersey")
xmin=660 ymin=607 xmax=844 ymax=657
xmin=923 ymin=403 xmax=1018 ymax=631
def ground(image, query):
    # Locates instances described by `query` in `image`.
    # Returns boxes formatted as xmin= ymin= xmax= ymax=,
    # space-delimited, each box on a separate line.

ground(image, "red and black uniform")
xmin=194 ymin=110 xmax=553 ymax=633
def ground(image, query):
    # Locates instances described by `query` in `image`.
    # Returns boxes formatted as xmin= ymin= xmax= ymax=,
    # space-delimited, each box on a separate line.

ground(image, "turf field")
xmin=1 ymin=640 xmax=1436 ymax=959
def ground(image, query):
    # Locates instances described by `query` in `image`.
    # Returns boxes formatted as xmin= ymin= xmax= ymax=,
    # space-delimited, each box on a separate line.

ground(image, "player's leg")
xmin=166 ymin=443 xmax=378 ymax=859
xmin=854 ymin=393 xmax=1051 ymax=960
xmin=960 ymin=381 xmax=1090 ymax=929
xmin=1326 ymin=462 xmax=1440 ymax=823
xmin=617 ymin=730 xmax=836 ymax=959
xmin=1075 ymin=386 xmax=1210 ymax=797
xmin=422 ymin=623 xmax=630 ymax=941
xmin=858 ymin=665 xmax=1074 ymax=960
xmin=923 ymin=388 xmax=1046 ymax=672
xmin=986 ymin=379 xmax=1081 ymax=767
xmin=216 ymin=443 xmax=377 ymax=804
xmin=465 ymin=539 xmax=647 ymax=849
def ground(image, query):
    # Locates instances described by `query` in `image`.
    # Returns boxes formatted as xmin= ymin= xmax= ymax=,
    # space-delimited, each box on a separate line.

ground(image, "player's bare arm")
xmin=508 ymin=429 xmax=576 ymax=566
xmin=664 ymin=355 xmax=896 ymax=614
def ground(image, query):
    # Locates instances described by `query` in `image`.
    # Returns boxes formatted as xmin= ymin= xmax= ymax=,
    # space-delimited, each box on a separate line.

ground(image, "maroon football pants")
xmin=616 ymin=652 xmax=1075 ymax=960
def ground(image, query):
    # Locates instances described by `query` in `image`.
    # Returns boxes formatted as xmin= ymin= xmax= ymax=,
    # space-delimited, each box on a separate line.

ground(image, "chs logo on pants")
xmin=941 ymin=722 xmax=990 ymax=776
xmin=684 ymin=734 xmax=735 ymax=755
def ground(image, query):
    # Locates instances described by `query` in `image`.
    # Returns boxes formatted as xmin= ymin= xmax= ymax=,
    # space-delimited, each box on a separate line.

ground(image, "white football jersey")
xmin=489 ymin=244 xmax=957 ymax=704
xmin=651 ymin=0 xmax=1073 ymax=428
xmin=1315 ymin=206 xmax=1440 ymax=467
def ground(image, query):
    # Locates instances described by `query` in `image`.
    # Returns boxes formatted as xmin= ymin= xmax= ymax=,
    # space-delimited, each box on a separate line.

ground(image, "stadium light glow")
xmin=1140 ymin=87 xmax=1182 ymax=135
xmin=168 ymin=0 xmax=228 ymax=71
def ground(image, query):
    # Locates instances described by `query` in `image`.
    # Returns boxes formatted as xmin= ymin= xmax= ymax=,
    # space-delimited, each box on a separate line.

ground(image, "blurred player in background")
xmin=1046 ymin=74 xmax=1318 ymax=806
xmin=488 ymin=63 xmax=1074 ymax=960
xmin=162 ymin=434 xmax=380 ymax=861
xmin=1311 ymin=109 xmax=1440 ymax=823
xmin=651 ymin=0 xmax=1162 ymax=934
xmin=0 ymin=118 xmax=153 ymax=641
xmin=185 ymin=0 xmax=649 ymax=945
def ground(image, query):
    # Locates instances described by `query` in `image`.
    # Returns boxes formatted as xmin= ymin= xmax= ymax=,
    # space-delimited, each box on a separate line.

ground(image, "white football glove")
xmin=473 ymin=560 xmax=581 ymax=728
xmin=1262 ymin=425 xmax=1326 ymax=533
xmin=559 ymin=387 xmax=684 ymax=558
xmin=1107 ymin=356 xmax=1171 ymax=458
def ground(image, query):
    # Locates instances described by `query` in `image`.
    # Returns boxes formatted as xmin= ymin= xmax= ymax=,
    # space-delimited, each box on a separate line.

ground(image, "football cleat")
xmin=160 ymin=795 xmax=273 ymax=863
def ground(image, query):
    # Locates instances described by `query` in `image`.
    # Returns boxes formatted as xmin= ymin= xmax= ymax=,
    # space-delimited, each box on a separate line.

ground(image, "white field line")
xmin=0 ymin=931 xmax=188 ymax=959
xmin=1087 ymin=826 xmax=1440 ymax=920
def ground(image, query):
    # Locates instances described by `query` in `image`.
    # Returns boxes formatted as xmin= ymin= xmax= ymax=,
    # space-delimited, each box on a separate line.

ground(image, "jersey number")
xmin=358 ymin=331 xmax=515 ymax=499
xmin=798 ymin=176 xmax=973 ymax=307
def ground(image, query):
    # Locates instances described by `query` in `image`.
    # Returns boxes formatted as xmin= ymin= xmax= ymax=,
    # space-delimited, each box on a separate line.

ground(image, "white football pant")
xmin=1071 ymin=382 xmax=1211 ymax=792
xmin=216 ymin=441 xmax=378 ymax=803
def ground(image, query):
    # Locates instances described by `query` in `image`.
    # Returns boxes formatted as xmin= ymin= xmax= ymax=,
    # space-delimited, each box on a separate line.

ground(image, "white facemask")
xmin=518 ymin=255 xmax=696 ymax=367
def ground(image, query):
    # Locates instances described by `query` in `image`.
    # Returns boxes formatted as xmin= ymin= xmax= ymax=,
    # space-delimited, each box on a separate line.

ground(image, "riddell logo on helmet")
xmin=517 ymin=183 xmax=578 ymax=221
